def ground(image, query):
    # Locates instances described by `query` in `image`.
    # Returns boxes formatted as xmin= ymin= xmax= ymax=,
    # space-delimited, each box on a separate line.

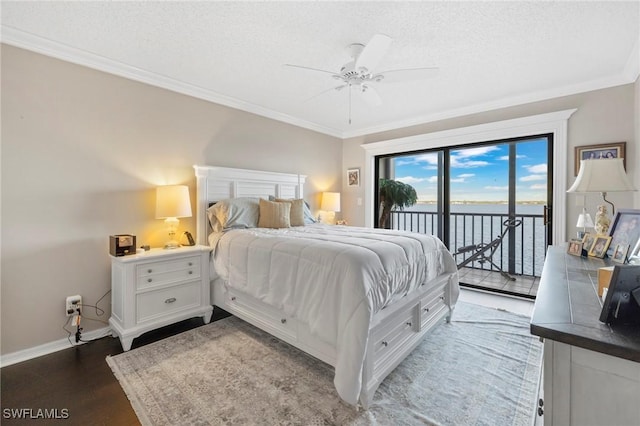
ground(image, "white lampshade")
xmin=576 ymin=212 xmax=594 ymax=228
xmin=567 ymin=159 xmax=635 ymax=194
xmin=155 ymin=185 xmax=192 ymax=219
xmin=321 ymin=192 xmax=341 ymax=212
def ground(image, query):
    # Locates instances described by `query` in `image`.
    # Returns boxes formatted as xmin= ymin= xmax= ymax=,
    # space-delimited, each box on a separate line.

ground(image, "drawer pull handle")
xmin=281 ymin=318 xmax=287 ymax=324
xmin=147 ymin=278 xmax=153 ymax=283
xmin=381 ymin=341 xmax=388 ymax=347
xmin=188 ymin=271 xmax=193 ymax=275
xmin=188 ymin=262 xmax=193 ymax=266
xmin=406 ymin=322 xmax=412 ymax=327
xmin=231 ymin=296 xmax=236 ymax=301
xmin=537 ymin=407 xmax=543 ymax=417
xmin=423 ymin=307 xmax=429 ymax=312
xmin=148 ymin=269 xmax=152 ymax=273
xmin=165 ymin=298 xmax=177 ymax=304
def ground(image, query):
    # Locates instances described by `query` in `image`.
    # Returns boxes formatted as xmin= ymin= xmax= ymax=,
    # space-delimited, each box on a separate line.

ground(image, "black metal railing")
xmin=390 ymin=210 xmax=547 ymax=277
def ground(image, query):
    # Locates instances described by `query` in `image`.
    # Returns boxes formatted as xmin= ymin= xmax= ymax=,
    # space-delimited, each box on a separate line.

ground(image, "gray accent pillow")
xmin=207 ymin=197 xmax=260 ymax=232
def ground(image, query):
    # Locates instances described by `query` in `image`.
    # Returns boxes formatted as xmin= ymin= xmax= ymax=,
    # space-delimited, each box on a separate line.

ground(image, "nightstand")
xmin=109 ymin=245 xmax=213 ymax=351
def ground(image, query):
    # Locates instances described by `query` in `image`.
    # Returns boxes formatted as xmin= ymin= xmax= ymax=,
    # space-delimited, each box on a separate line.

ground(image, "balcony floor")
xmin=458 ymin=267 xmax=539 ymax=298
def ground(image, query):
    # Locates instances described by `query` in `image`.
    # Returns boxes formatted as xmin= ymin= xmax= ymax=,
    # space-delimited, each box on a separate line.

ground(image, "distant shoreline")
xmin=416 ymin=200 xmax=546 ymax=205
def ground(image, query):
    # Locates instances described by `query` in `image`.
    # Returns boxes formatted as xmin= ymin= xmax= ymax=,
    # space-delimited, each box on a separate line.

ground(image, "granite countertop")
xmin=530 ymin=245 xmax=640 ymax=362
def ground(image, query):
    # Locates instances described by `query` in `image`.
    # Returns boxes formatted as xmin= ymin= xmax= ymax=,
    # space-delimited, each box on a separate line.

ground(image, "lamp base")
xmin=163 ymin=239 xmax=181 ymax=249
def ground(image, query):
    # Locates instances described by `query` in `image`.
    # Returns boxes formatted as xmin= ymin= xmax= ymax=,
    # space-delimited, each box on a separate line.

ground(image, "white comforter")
xmin=209 ymin=224 xmax=459 ymax=405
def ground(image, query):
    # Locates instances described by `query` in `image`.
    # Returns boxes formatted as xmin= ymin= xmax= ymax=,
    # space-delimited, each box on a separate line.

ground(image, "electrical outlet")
xmin=65 ymin=295 xmax=82 ymax=316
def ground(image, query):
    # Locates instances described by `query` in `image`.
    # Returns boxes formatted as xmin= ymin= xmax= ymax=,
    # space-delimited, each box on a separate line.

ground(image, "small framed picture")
xmin=612 ymin=244 xmax=630 ymax=264
xmin=574 ymin=142 xmax=626 ymax=175
xmin=347 ymin=168 xmax=360 ymax=187
xmin=567 ymin=240 xmax=583 ymax=256
xmin=588 ymin=235 xmax=612 ymax=258
xmin=581 ymin=232 xmax=596 ymax=253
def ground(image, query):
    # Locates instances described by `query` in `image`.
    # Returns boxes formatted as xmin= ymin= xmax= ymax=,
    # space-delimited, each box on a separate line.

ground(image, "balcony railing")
xmin=390 ymin=210 xmax=547 ymax=277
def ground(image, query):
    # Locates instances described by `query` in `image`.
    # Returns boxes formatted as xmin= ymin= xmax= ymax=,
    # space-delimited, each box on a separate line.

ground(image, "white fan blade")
xmin=378 ymin=67 xmax=439 ymax=83
xmin=360 ymin=85 xmax=382 ymax=106
xmin=304 ymin=85 xmax=347 ymax=103
xmin=355 ymin=34 xmax=392 ymax=73
xmin=284 ymin=64 xmax=339 ymax=77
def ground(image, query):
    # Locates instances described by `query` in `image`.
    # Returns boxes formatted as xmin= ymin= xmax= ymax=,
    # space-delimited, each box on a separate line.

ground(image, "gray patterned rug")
xmin=107 ymin=302 xmax=542 ymax=425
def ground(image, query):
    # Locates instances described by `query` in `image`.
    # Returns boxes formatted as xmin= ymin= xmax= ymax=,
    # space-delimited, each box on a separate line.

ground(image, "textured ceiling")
xmin=2 ymin=1 xmax=639 ymax=138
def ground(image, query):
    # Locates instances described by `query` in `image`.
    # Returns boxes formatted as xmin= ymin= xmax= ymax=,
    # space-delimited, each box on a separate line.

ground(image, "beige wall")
xmin=0 ymin=45 xmax=342 ymax=355
xmin=342 ymin=82 xmax=639 ymax=238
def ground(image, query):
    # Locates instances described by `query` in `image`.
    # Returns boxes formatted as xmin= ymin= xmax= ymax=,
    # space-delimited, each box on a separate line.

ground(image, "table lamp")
xmin=155 ymin=185 xmax=192 ymax=249
xmin=320 ymin=192 xmax=341 ymax=224
xmin=575 ymin=208 xmax=594 ymax=239
xmin=567 ymin=158 xmax=635 ymax=234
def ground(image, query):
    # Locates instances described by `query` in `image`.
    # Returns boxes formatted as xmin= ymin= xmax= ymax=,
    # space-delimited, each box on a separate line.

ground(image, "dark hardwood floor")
xmin=1 ymin=309 xmax=230 ymax=425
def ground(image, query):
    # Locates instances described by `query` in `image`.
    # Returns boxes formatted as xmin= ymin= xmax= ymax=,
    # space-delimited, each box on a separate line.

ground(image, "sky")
xmin=393 ymin=137 xmax=548 ymax=203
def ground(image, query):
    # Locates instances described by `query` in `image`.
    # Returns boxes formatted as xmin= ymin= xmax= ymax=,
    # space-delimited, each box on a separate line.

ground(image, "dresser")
xmin=530 ymin=246 xmax=640 ymax=426
xmin=109 ymin=245 xmax=213 ymax=351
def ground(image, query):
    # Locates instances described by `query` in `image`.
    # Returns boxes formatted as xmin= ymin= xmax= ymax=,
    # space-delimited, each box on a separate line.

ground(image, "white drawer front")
xmin=419 ymin=282 xmax=448 ymax=330
xmin=136 ymin=281 xmax=201 ymax=323
xmin=372 ymin=306 xmax=418 ymax=370
xmin=226 ymin=289 xmax=297 ymax=341
xmin=136 ymin=256 xmax=201 ymax=290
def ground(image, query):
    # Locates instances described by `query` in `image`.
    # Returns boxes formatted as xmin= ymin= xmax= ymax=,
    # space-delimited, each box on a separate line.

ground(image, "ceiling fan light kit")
xmin=285 ymin=33 xmax=439 ymax=124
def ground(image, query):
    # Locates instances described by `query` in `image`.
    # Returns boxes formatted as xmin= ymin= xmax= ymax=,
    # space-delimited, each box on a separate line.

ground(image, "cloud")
xmin=450 ymin=159 xmax=490 ymax=168
xmin=498 ymin=155 xmax=526 ymax=161
xmin=485 ymin=185 xmax=508 ymax=190
xmin=396 ymin=176 xmax=428 ymax=184
xmin=530 ymin=184 xmax=547 ymax=190
xmin=457 ymin=173 xmax=475 ymax=178
xmin=524 ymin=163 xmax=547 ymax=174
xmin=520 ymin=174 xmax=546 ymax=182
xmin=453 ymin=146 xmax=500 ymax=158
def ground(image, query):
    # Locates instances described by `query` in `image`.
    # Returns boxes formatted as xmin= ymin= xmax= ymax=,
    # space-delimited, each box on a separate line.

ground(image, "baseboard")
xmin=0 ymin=326 xmax=112 ymax=368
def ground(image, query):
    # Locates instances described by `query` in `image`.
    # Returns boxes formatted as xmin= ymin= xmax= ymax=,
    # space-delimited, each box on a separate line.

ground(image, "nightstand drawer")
xmin=136 ymin=256 xmax=201 ymax=290
xmin=136 ymin=281 xmax=201 ymax=323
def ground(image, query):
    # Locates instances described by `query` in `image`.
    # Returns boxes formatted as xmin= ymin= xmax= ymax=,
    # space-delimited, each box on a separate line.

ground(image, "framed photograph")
xmin=607 ymin=209 xmax=640 ymax=256
xmin=574 ymin=142 xmax=626 ymax=175
xmin=347 ymin=168 xmax=360 ymax=187
xmin=588 ymin=235 xmax=612 ymax=258
xmin=612 ymin=244 xmax=630 ymax=264
xmin=581 ymin=232 xmax=596 ymax=253
xmin=567 ymin=239 xmax=583 ymax=256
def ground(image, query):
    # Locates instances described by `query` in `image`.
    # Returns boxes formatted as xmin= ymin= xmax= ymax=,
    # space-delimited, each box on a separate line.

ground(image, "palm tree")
xmin=378 ymin=178 xmax=418 ymax=229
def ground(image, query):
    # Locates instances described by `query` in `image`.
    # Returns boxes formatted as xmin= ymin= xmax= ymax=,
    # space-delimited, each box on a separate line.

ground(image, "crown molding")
xmin=0 ymin=25 xmax=343 ymax=138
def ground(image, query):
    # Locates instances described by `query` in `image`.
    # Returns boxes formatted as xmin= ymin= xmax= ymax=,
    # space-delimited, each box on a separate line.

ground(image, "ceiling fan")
xmin=285 ymin=34 xmax=439 ymax=123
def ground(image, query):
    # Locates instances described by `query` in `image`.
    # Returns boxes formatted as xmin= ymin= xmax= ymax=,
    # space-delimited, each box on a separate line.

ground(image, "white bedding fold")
xmin=210 ymin=223 xmax=459 ymax=405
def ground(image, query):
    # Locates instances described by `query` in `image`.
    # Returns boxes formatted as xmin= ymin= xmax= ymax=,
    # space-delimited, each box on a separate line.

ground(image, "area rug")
xmin=107 ymin=302 xmax=542 ymax=425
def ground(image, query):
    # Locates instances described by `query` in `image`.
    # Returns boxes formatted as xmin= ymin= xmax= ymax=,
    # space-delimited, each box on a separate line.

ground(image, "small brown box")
xmin=110 ymin=234 xmax=136 ymax=257
xmin=597 ymin=266 xmax=615 ymax=297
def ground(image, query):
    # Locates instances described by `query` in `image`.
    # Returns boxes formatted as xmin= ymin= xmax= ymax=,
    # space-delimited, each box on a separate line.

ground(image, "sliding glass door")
xmin=376 ymin=134 xmax=552 ymax=298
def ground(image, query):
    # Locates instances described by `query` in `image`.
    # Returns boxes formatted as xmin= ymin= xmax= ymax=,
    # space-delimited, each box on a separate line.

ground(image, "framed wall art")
xmin=347 ymin=168 xmax=360 ymax=187
xmin=574 ymin=142 xmax=626 ymax=175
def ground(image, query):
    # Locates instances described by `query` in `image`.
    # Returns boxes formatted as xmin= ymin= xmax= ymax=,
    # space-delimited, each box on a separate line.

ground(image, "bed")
xmin=194 ymin=165 xmax=460 ymax=408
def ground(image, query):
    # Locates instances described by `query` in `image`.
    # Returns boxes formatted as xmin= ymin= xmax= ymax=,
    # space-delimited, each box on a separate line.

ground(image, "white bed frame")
xmin=194 ymin=165 xmax=457 ymax=408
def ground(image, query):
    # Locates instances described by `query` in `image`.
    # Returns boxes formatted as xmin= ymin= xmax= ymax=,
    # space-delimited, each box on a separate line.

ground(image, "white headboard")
xmin=193 ymin=165 xmax=307 ymax=245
